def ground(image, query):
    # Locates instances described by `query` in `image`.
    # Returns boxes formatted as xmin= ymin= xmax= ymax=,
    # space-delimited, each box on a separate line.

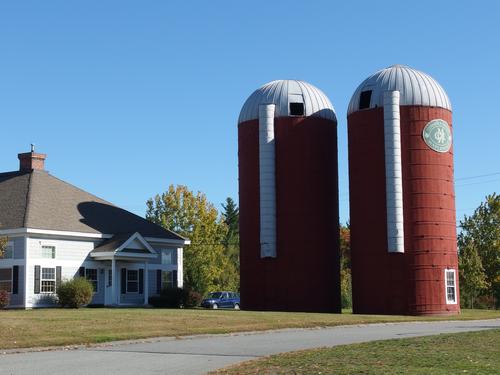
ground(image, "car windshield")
xmin=207 ymin=292 xmax=222 ymax=299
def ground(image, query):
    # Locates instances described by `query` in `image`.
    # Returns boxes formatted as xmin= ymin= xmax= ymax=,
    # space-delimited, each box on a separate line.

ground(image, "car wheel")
xmin=234 ymin=303 xmax=240 ymax=310
xmin=212 ymin=303 xmax=218 ymax=309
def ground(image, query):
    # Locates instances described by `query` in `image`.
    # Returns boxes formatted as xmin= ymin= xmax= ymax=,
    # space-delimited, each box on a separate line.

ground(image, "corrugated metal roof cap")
xmin=348 ymin=65 xmax=452 ymax=115
xmin=239 ymin=80 xmax=336 ymax=124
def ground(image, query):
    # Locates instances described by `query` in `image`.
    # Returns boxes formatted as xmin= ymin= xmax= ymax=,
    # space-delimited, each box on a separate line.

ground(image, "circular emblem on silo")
xmin=422 ymin=119 xmax=452 ymax=153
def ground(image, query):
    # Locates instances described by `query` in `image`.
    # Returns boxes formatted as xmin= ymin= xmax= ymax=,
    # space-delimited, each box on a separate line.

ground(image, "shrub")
xmin=57 ymin=277 xmax=94 ymax=308
xmin=0 ymin=290 xmax=10 ymax=309
xmin=149 ymin=287 xmax=202 ymax=308
xmin=149 ymin=287 xmax=184 ymax=308
xmin=183 ymin=289 xmax=203 ymax=308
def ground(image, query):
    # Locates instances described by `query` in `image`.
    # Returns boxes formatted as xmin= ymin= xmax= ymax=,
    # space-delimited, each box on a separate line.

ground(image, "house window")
xmin=445 ymin=269 xmax=457 ymax=304
xmin=162 ymin=271 xmax=174 ymax=289
xmin=127 ymin=270 xmax=139 ymax=293
xmin=85 ymin=268 xmax=98 ymax=292
xmin=41 ymin=268 xmax=56 ymax=293
xmin=289 ymin=102 xmax=304 ymax=116
xmin=108 ymin=269 xmax=112 ymax=287
xmin=161 ymin=249 xmax=176 ymax=265
xmin=41 ymin=246 xmax=56 ymax=259
xmin=0 ymin=268 xmax=12 ymax=293
xmin=1 ymin=242 xmax=14 ymax=259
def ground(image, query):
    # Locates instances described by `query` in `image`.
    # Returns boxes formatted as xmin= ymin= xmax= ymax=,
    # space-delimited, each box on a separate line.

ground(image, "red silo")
xmin=238 ymin=80 xmax=340 ymax=312
xmin=347 ymin=65 xmax=460 ymax=316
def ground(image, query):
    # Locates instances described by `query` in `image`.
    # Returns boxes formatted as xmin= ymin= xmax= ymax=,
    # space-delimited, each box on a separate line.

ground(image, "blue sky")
xmin=0 ymin=1 xmax=498 ymax=224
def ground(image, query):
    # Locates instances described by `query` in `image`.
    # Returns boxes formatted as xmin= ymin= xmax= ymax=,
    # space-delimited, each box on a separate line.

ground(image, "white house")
xmin=0 ymin=149 xmax=189 ymax=308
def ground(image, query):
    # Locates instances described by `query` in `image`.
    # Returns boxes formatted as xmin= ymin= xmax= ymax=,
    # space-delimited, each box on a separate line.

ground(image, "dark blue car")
xmin=201 ymin=291 xmax=240 ymax=309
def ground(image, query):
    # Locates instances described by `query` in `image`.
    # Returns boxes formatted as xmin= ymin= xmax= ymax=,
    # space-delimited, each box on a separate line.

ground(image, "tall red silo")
xmin=348 ymin=65 xmax=460 ymax=315
xmin=238 ymin=80 xmax=340 ymax=312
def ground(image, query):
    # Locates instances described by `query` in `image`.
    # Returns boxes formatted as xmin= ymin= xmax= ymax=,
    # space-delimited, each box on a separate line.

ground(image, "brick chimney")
xmin=18 ymin=145 xmax=46 ymax=172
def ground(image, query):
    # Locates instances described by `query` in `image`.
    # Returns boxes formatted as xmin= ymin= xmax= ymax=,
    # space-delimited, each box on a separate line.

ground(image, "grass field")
xmin=213 ymin=329 xmax=500 ymax=374
xmin=0 ymin=308 xmax=498 ymax=350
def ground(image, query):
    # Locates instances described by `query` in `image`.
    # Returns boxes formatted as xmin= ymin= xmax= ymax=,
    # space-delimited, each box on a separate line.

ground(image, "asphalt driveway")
xmin=1 ymin=319 xmax=499 ymax=375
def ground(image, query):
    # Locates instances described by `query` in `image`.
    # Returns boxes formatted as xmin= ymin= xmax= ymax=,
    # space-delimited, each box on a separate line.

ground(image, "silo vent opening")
xmin=289 ymin=102 xmax=305 ymax=116
xmin=359 ymin=90 xmax=372 ymax=110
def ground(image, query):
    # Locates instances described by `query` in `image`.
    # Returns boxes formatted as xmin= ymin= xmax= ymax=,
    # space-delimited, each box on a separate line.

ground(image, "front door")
xmin=104 ymin=268 xmax=113 ymax=305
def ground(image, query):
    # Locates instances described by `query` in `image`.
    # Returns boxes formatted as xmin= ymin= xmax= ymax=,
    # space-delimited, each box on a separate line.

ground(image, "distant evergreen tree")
xmin=222 ymin=197 xmax=239 ymax=238
xmin=221 ymin=197 xmax=240 ymax=291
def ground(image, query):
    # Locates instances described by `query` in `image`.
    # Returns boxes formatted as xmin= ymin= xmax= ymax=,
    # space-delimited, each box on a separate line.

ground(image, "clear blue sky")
xmin=1 ymin=1 xmax=498 ymax=224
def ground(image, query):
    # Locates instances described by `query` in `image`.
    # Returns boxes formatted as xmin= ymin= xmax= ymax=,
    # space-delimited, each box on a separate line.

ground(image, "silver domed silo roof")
xmin=239 ymin=80 xmax=336 ymax=124
xmin=348 ymin=65 xmax=452 ymax=115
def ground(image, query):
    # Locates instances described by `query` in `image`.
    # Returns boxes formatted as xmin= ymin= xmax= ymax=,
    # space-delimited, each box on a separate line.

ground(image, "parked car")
xmin=201 ymin=291 xmax=240 ymax=309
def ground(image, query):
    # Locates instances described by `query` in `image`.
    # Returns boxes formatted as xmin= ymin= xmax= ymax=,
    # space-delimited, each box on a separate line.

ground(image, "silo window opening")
xmin=289 ymin=102 xmax=304 ymax=116
xmin=445 ymin=269 xmax=457 ymax=304
xmin=359 ymin=90 xmax=372 ymax=110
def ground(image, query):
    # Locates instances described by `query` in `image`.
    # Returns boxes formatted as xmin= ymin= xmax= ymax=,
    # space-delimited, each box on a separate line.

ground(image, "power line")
xmin=455 ymin=178 xmax=500 ymax=188
xmin=455 ymin=172 xmax=500 ymax=181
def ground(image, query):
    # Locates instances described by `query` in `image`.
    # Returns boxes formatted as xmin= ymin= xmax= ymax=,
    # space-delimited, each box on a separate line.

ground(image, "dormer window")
xmin=359 ymin=90 xmax=372 ymax=110
xmin=290 ymin=102 xmax=304 ymax=116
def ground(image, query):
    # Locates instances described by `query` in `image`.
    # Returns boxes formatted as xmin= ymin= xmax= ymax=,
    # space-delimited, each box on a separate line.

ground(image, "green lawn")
xmin=0 ymin=308 xmax=498 ymax=350
xmin=213 ymin=329 xmax=500 ymax=374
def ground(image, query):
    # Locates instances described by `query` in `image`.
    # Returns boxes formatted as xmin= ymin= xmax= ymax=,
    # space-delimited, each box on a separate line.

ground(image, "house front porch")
xmin=89 ymin=232 xmax=159 ymax=306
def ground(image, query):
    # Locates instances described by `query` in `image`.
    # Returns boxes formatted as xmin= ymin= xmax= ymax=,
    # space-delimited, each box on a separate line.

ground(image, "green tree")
xmin=221 ymin=197 xmax=239 ymax=237
xmin=458 ymin=241 xmax=489 ymax=308
xmin=458 ymin=193 xmax=500 ymax=308
xmin=0 ymin=236 xmax=7 ymax=258
xmin=221 ymin=197 xmax=240 ymax=291
xmin=146 ymin=185 xmax=235 ymax=295
xmin=339 ymin=223 xmax=351 ymax=309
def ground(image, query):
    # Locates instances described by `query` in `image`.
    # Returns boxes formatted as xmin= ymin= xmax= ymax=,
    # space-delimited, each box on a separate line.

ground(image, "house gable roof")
xmin=90 ymin=232 xmax=157 ymax=258
xmin=0 ymin=170 xmax=185 ymax=241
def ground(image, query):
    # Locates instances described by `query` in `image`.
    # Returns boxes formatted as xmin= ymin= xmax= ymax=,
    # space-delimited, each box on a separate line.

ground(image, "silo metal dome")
xmin=239 ymin=80 xmax=336 ymax=123
xmin=348 ymin=65 xmax=452 ymax=115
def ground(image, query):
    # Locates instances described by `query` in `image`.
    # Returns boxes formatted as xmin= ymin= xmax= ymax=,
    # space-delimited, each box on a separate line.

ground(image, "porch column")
xmin=112 ymin=257 xmax=117 ymax=305
xmin=144 ymin=261 xmax=149 ymax=305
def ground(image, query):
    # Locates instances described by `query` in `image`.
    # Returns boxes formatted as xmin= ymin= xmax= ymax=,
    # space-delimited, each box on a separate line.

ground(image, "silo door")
xmin=288 ymin=94 xmax=304 ymax=116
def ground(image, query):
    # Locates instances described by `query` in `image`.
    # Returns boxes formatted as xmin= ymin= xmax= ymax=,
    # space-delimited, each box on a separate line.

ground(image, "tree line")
xmin=458 ymin=193 xmax=499 ymax=309
xmin=146 ymin=185 xmax=239 ymax=296
xmin=146 ymin=185 xmax=498 ymax=310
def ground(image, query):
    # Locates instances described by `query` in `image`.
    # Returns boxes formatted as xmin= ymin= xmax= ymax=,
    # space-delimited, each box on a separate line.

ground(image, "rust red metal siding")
xmin=348 ymin=106 xmax=460 ymax=316
xmin=238 ymin=116 xmax=340 ymax=312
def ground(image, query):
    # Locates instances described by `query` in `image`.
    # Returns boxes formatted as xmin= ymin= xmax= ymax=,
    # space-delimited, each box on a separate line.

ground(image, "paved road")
xmin=1 ymin=319 xmax=499 ymax=375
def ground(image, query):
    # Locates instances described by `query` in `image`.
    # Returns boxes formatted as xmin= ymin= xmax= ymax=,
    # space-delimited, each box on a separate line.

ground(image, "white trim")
xmin=445 ymin=268 xmax=457 ymax=305
xmin=116 ymin=232 xmax=157 ymax=255
xmin=0 ymin=228 xmax=111 ymax=239
xmin=0 ymin=228 xmax=189 ymax=246
xmin=143 ymin=261 xmax=149 ymax=305
xmin=90 ymin=252 xmax=157 ymax=260
xmin=23 ymin=236 xmax=29 ymax=308
xmin=144 ymin=237 xmax=190 ymax=246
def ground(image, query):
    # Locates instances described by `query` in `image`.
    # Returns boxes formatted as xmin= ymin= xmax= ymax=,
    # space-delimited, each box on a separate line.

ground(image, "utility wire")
xmin=455 ymin=172 xmax=500 ymax=181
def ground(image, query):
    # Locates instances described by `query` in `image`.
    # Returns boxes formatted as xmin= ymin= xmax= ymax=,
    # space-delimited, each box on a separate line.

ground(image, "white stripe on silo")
xmin=259 ymin=104 xmax=277 ymax=258
xmin=383 ymin=91 xmax=405 ymax=253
